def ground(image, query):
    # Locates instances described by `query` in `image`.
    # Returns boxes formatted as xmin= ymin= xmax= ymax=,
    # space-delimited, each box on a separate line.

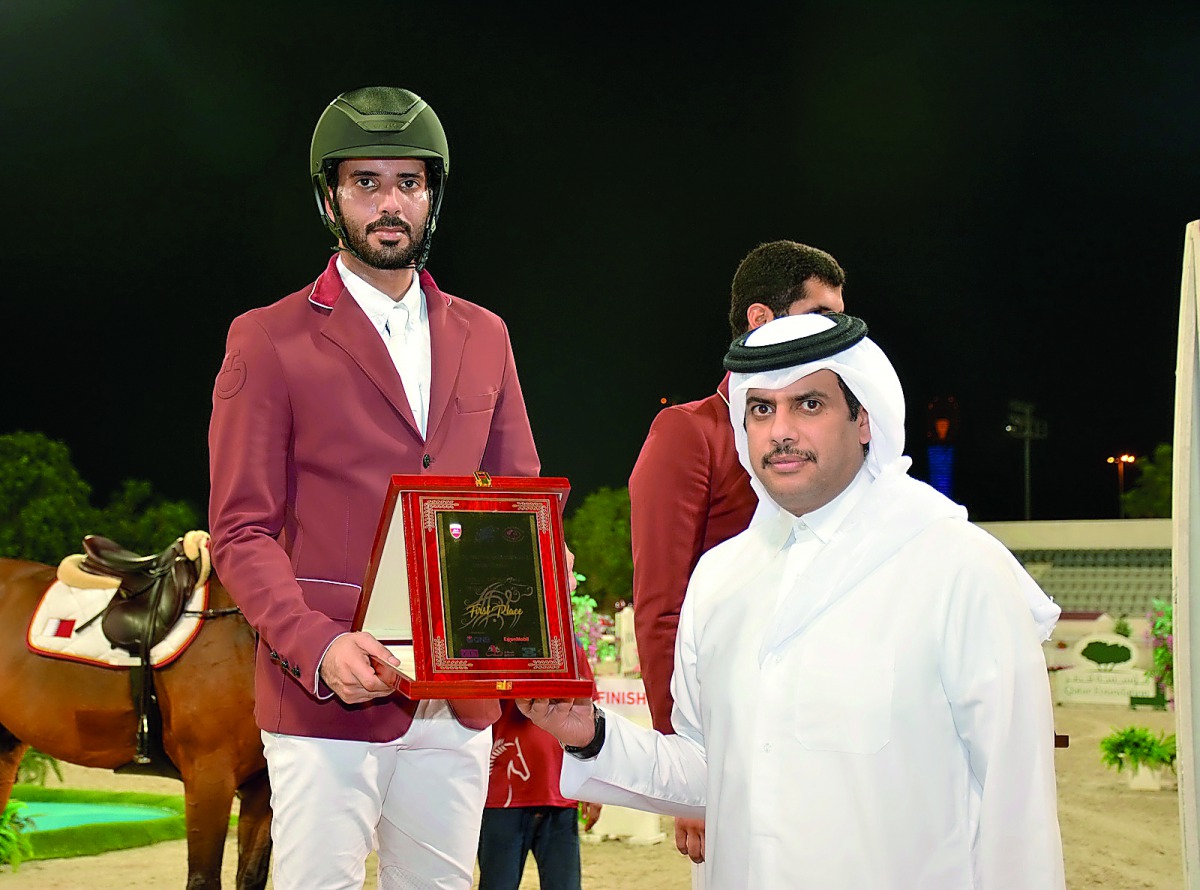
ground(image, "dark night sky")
xmin=2 ymin=2 xmax=1198 ymax=524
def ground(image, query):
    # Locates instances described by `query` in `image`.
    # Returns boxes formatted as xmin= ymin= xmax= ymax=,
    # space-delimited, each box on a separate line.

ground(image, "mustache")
xmin=366 ymin=216 xmax=412 ymax=235
xmin=761 ymin=446 xmax=816 ymax=469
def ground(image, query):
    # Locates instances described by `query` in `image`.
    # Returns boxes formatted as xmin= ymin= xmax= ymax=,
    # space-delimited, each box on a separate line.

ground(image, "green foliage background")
xmin=0 ymin=431 xmax=200 ymax=564
xmin=1123 ymin=442 xmax=1172 ymax=519
xmin=564 ymin=486 xmax=632 ymax=613
xmin=0 ymin=431 xmax=201 ymax=866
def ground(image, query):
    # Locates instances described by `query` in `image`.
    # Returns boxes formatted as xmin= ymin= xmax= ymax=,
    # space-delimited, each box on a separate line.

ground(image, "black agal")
xmin=723 ymin=312 xmax=869 ymax=373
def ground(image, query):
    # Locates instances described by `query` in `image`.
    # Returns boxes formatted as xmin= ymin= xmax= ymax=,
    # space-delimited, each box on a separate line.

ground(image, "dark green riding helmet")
xmin=310 ymin=86 xmax=448 ymax=271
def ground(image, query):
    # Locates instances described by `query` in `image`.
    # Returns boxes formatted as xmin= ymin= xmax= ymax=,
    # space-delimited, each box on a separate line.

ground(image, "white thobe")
xmin=563 ymin=466 xmax=1065 ymax=889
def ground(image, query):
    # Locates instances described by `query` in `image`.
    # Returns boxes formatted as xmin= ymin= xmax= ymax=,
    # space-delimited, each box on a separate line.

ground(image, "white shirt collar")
xmin=788 ymin=461 xmax=873 ymax=546
xmin=336 ymin=255 xmax=425 ymax=335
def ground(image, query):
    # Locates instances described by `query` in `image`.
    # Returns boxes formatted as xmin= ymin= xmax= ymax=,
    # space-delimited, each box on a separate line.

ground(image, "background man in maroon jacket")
xmin=208 ymin=86 xmax=541 ymax=890
xmin=629 ymin=240 xmax=847 ymax=866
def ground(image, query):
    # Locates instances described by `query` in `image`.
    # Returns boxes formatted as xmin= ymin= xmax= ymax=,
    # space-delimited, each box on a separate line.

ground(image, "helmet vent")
xmin=340 ymin=86 xmax=421 ymax=116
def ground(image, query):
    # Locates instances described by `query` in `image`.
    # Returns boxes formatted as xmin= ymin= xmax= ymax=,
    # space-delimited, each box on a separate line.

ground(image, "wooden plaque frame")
xmin=352 ymin=471 xmax=593 ymax=699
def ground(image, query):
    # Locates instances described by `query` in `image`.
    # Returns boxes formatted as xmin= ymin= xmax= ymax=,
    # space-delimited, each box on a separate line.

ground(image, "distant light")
xmin=927 ymin=445 xmax=955 ymax=498
xmin=660 ymin=397 xmax=668 ymax=405
xmin=1106 ymin=454 xmax=1136 ymax=519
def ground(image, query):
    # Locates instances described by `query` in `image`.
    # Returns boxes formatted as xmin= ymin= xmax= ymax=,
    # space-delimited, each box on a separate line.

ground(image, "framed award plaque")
xmin=351 ymin=471 xmax=594 ymax=699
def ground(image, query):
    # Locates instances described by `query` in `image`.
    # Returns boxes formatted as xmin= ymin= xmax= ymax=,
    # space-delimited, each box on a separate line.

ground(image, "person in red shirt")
xmin=478 ymin=638 xmax=599 ymax=890
xmin=477 ymin=699 xmax=601 ymax=889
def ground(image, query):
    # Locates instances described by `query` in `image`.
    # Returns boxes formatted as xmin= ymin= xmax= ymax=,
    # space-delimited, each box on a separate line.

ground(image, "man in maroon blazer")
xmin=208 ymin=86 xmax=540 ymax=890
xmin=629 ymin=240 xmax=846 ymax=866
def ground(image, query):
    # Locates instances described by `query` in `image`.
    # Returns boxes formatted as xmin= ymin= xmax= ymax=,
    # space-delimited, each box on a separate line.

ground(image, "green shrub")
xmin=16 ymin=748 xmax=62 ymax=786
xmin=1099 ymin=725 xmax=1176 ymax=773
xmin=0 ymin=801 xmax=35 ymax=870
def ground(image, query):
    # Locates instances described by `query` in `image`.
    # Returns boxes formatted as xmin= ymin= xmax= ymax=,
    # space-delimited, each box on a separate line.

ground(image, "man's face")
xmin=745 ymin=369 xmax=871 ymax=516
xmin=328 ymin=158 xmax=430 ymax=270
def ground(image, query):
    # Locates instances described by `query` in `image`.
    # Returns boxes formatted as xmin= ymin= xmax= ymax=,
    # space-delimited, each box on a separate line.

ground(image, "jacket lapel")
xmin=421 ymin=270 xmax=468 ymax=442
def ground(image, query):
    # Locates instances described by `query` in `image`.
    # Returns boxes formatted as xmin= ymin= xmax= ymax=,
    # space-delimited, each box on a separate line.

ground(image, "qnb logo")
xmin=215 ymin=349 xmax=248 ymax=400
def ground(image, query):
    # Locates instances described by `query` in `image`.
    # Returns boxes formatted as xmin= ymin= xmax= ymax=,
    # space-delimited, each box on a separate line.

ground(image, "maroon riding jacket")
xmin=629 ymin=374 xmax=756 ymax=734
xmin=208 ymin=256 xmax=540 ymax=741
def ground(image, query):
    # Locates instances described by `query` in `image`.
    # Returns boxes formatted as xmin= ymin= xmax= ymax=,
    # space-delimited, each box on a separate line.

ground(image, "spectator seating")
xmin=975 ymin=518 xmax=1171 ymax=620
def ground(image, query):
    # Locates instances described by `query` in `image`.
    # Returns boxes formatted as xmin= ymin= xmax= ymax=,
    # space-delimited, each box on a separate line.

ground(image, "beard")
xmin=342 ymin=213 xmax=427 ymax=270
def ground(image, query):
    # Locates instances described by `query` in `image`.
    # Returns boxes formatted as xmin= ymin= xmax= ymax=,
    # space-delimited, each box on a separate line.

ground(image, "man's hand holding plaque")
xmin=515 ymin=697 xmax=598 ymax=748
xmin=319 ymin=632 xmax=400 ymax=704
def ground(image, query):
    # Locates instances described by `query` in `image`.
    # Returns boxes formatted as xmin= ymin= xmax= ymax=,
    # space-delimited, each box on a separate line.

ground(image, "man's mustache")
xmin=761 ymin=446 xmax=816 ymax=469
xmin=366 ymin=216 xmax=412 ymax=235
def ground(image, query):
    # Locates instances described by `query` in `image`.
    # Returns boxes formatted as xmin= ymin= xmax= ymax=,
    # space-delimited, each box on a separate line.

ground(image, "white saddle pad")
xmin=27 ymin=579 xmax=208 ymax=668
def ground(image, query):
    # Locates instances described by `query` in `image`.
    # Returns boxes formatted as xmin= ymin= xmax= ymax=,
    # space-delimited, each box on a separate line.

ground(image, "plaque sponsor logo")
xmin=450 ymin=522 xmax=463 ymax=540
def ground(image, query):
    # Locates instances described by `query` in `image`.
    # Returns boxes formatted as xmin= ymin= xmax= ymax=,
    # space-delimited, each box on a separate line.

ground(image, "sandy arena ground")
xmin=0 ymin=703 xmax=1184 ymax=889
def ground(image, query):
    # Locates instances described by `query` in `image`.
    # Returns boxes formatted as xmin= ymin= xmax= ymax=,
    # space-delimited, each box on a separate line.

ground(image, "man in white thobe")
xmin=520 ymin=312 xmax=1066 ymax=889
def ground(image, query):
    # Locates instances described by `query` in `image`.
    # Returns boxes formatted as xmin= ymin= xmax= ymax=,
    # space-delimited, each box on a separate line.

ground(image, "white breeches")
xmin=263 ymin=699 xmax=490 ymax=890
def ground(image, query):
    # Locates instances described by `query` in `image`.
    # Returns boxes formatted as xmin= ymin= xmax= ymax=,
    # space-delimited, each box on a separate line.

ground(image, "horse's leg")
xmin=234 ymin=769 xmax=273 ymax=890
xmin=0 ymin=726 xmax=29 ymax=810
xmin=181 ymin=760 xmax=238 ymax=890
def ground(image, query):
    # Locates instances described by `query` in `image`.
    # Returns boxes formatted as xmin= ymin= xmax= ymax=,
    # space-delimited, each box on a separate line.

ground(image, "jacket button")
xmin=422 ymin=454 xmax=431 ymax=469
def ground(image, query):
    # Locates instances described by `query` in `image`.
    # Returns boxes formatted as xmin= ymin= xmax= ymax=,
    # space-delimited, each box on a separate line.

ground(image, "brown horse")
xmin=0 ymin=556 xmax=271 ymax=890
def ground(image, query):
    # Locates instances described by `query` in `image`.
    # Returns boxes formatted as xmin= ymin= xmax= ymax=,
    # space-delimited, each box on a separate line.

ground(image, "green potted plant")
xmin=1099 ymin=725 xmax=1176 ymax=790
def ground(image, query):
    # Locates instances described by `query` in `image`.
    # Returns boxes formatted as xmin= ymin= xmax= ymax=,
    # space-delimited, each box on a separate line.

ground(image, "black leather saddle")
xmin=81 ymin=534 xmax=198 ymax=655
